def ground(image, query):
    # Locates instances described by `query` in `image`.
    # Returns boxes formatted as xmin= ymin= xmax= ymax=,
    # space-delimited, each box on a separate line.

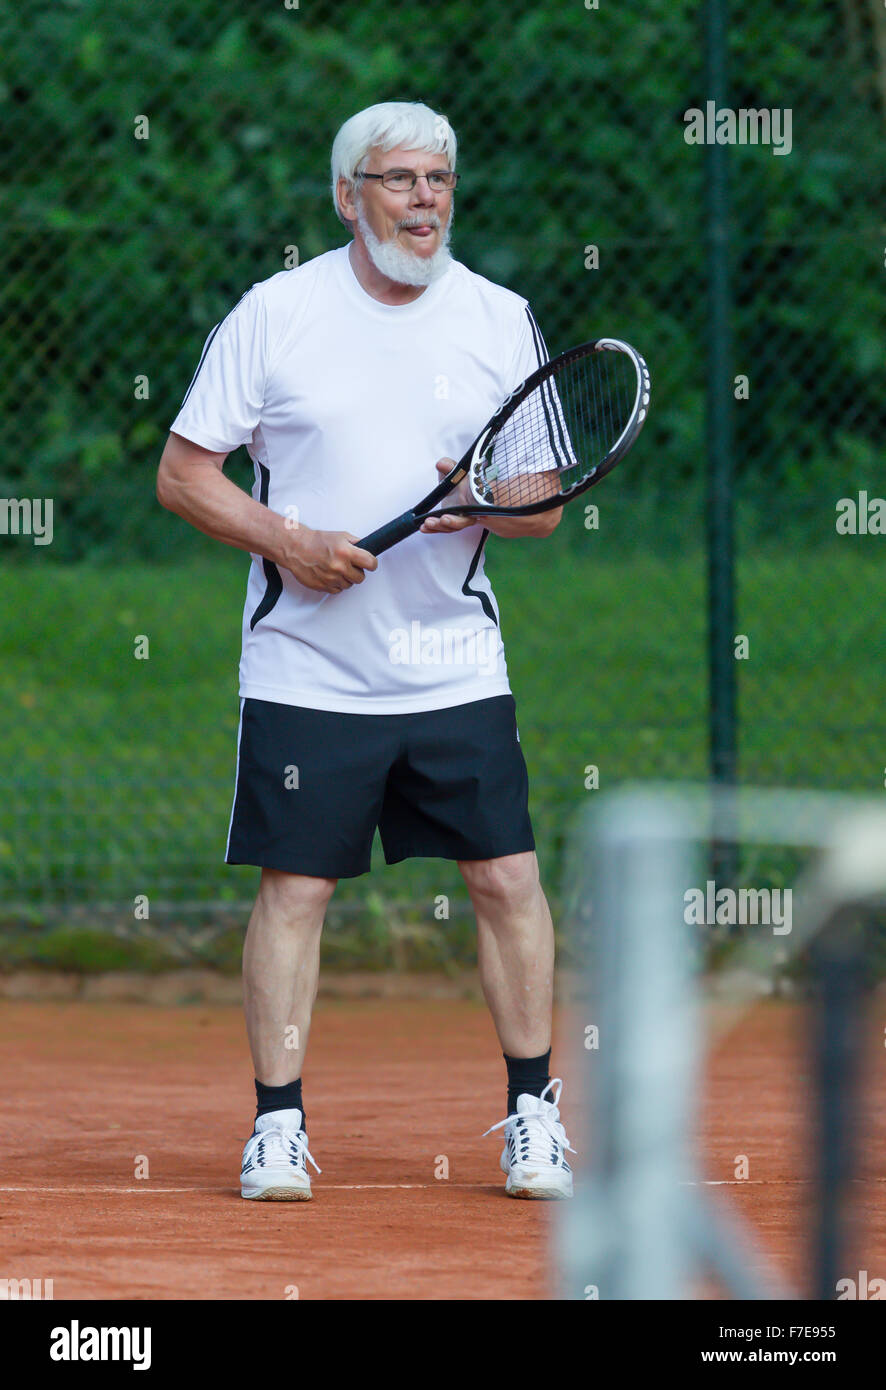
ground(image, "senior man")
xmin=156 ymin=101 xmax=574 ymax=1202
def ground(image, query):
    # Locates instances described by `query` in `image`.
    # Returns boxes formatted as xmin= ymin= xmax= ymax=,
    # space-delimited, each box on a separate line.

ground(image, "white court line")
xmin=1 ymin=1178 xmax=883 ymax=1196
xmin=4 ymin=1178 xmax=878 ymax=1194
xmin=0 ymin=1183 xmax=490 ymax=1194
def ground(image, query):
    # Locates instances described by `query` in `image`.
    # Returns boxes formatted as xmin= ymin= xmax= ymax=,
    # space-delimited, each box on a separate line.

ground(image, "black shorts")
xmin=225 ymin=694 xmax=535 ymax=878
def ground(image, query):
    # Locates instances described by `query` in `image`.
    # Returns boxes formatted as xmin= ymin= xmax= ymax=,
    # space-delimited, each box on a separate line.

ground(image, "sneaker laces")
xmin=244 ymin=1124 xmax=321 ymax=1175
xmin=482 ymin=1077 xmax=577 ymax=1162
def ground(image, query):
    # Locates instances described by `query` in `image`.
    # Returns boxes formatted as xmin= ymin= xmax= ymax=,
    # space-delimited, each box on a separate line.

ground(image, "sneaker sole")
xmin=505 ymin=1176 xmax=573 ymax=1200
xmin=241 ymin=1184 xmax=312 ymax=1201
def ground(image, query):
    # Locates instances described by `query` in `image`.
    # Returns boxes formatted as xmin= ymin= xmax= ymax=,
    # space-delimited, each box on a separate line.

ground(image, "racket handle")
xmin=357 ymin=512 xmax=423 ymax=557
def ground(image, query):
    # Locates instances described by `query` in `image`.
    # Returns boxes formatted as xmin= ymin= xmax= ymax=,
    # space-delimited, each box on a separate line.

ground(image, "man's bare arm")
xmin=482 ymin=468 xmax=563 ymax=538
xmin=156 ymin=432 xmax=376 ymax=593
xmin=419 ymin=460 xmax=563 ymax=540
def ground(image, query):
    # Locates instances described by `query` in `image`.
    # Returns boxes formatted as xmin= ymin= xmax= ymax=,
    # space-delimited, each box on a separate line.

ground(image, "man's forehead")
xmin=367 ymin=144 xmax=447 ymax=168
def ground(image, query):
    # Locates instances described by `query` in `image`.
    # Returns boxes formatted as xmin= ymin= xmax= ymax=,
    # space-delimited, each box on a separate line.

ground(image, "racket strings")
xmin=478 ymin=350 xmax=638 ymax=508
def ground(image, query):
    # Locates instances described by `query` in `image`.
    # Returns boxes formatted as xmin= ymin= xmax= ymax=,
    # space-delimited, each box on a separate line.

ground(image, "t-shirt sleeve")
xmin=505 ymin=303 xmax=551 ymax=392
xmin=492 ymin=303 xmax=578 ymax=477
xmin=170 ymin=286 xmax=269 ymax=453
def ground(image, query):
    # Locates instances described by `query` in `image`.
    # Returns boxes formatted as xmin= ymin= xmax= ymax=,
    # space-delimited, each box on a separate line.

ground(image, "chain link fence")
xmin=0 ymin=1 xmax=883 ymax=970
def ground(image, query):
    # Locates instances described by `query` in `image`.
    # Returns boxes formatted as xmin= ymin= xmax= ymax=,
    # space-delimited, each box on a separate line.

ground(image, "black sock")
xmin=254 ymin=1077 xmax=305 ymax=1131
xmin=504 ymin=1050 xmax=551 ymax=1115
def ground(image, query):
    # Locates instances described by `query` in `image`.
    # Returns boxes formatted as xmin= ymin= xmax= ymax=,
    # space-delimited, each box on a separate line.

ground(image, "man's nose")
xmin=409 ymin=176 xmax=437 ymax=203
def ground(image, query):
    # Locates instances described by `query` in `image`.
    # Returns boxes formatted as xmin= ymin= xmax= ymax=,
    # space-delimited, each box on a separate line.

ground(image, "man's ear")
xmin=336 ymin=176 xmax=356 ymax=224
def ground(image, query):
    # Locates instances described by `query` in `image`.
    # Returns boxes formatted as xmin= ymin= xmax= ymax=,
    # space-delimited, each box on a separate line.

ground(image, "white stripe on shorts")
xmin=225 ymin=697 xmax=246 ymax=861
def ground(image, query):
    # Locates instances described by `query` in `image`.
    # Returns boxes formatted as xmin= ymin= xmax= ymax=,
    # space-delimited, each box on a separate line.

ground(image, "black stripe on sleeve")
xmin=178 ymin=321 xmax=222 ymax=410
xmin=524 ymin=305 xmax=550 ymax=367
xmin=178 ymin=286 xmax=254 ymax=409
xmin=524 ymin=306 xmax=568 ymax=466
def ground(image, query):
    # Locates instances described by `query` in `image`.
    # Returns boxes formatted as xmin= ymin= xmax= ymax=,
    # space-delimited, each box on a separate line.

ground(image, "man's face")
xmin=339 ymin=144 xmax=455 ymax=281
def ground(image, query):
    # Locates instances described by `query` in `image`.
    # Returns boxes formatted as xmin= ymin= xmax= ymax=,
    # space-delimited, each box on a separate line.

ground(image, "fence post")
xmin=705 ymin=0 xmax=738 ymax=895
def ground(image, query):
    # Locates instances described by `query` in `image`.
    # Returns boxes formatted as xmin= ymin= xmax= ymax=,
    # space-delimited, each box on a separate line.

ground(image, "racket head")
xmin=461 ymin=338 xmax=650 ymax=515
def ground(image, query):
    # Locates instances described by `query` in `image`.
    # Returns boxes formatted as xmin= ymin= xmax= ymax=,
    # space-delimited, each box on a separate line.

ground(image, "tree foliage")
xmin=0 ymin=0 xmax=881 ymax=559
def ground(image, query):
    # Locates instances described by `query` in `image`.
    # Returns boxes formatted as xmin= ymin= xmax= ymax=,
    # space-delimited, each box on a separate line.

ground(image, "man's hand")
xmin=278 ymin=526 xmax=377 ymax=594
xmin=419 ymin=459 xmax=479 ymax=535
xmin=156 ymin=434 xmax=378 ymax=595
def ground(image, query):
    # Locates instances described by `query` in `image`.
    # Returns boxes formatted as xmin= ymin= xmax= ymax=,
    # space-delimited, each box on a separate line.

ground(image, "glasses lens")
xmin=379 ymin=170 xmax=457 ymax=191
xmin=381 ymin=171 xmax=415 ymax=191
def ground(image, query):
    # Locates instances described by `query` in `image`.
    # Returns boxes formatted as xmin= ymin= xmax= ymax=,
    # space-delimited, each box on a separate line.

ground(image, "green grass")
xmin=1 ymin=530 xmax=883 ymax=970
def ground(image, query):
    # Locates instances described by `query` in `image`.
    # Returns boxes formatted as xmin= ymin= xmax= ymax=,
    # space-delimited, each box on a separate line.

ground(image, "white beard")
xmin=355 ymin=199 xmax=454 ymax=287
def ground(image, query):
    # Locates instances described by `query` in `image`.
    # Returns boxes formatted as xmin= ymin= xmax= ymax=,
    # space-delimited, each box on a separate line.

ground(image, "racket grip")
xmin=357 ymin=512 xmax=423 ymax=557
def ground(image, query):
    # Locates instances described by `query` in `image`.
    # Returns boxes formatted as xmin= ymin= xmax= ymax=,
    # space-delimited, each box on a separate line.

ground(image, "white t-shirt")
xmin=170 ymin=244 xmax=550 ymax=714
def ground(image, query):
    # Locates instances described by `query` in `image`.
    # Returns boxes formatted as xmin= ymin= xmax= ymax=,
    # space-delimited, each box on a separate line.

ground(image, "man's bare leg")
xmin=242 ymin=867 xmax=337 ymax=1086
xmin=460 ymin=850 xmax=572 ymax=1198
xmin=460 ymin=850 xmax=554 ymax=1057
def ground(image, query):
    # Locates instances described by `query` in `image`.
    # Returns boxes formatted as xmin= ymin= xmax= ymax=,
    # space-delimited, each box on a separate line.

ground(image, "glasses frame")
xmin=356 ymin=168 xmax=460 ymax=193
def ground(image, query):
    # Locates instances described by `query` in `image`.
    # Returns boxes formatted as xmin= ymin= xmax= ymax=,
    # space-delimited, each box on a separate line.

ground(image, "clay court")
xmin=2 ymin=988 xmax=884 ymax=1300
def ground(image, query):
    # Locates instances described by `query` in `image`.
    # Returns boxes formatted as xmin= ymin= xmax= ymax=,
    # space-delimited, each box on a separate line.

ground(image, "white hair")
xmin=331 ymin=101 xmax=457 ymax=227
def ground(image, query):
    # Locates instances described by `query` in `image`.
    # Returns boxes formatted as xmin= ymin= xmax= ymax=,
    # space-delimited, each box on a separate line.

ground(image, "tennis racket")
xmin=357 ymin=338 xmax=650 ymax=557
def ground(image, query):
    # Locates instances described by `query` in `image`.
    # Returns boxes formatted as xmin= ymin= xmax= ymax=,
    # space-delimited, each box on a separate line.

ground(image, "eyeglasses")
xmin=357 ymin=168 xmax=459 ymax=193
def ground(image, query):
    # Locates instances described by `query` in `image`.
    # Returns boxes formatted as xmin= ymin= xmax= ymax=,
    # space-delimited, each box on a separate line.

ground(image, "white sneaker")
xmin=483 ymin=1078 xmax=575 ymax=1199
xmin=240 ymin=1108 xmax=321 ymax=1201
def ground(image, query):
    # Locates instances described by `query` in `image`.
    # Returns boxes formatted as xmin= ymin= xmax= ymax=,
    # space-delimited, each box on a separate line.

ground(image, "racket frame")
xmin=357 ymin=337 xmax=650 ymax=555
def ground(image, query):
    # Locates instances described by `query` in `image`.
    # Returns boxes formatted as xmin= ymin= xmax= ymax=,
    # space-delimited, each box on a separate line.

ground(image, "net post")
xmin=810 ymin=907 xmax=866 ymax=1300
xmin=557 ymin=791 xmax=700 ymax=1299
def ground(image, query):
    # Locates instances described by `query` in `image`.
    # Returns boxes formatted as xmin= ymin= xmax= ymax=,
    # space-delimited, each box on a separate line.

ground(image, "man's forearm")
xmin=157 ymin=458 xmax=291 ymax=564
xmin=156 ymin=451 xmax=374 ymax=594
xmin=483 ymin=508 xmax=563 ymax=539
xmin=452 ymin=464 xmax=564 ymax=539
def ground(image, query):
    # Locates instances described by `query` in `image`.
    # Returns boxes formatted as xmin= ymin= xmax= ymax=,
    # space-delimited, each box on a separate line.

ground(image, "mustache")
xmin=397 ymin=214 xmax=443 ymax=230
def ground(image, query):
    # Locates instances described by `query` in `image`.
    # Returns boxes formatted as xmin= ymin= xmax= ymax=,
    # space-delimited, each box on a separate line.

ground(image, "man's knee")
xmin=459 ymin=851 xmax=539 ymax=904
xmin=256 ymin=867 xmax=337 ymax=922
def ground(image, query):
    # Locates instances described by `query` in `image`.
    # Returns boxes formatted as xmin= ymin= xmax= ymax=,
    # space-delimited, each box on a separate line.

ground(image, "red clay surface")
xmin=1 ymin=993 xmax=884 ymax=1299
